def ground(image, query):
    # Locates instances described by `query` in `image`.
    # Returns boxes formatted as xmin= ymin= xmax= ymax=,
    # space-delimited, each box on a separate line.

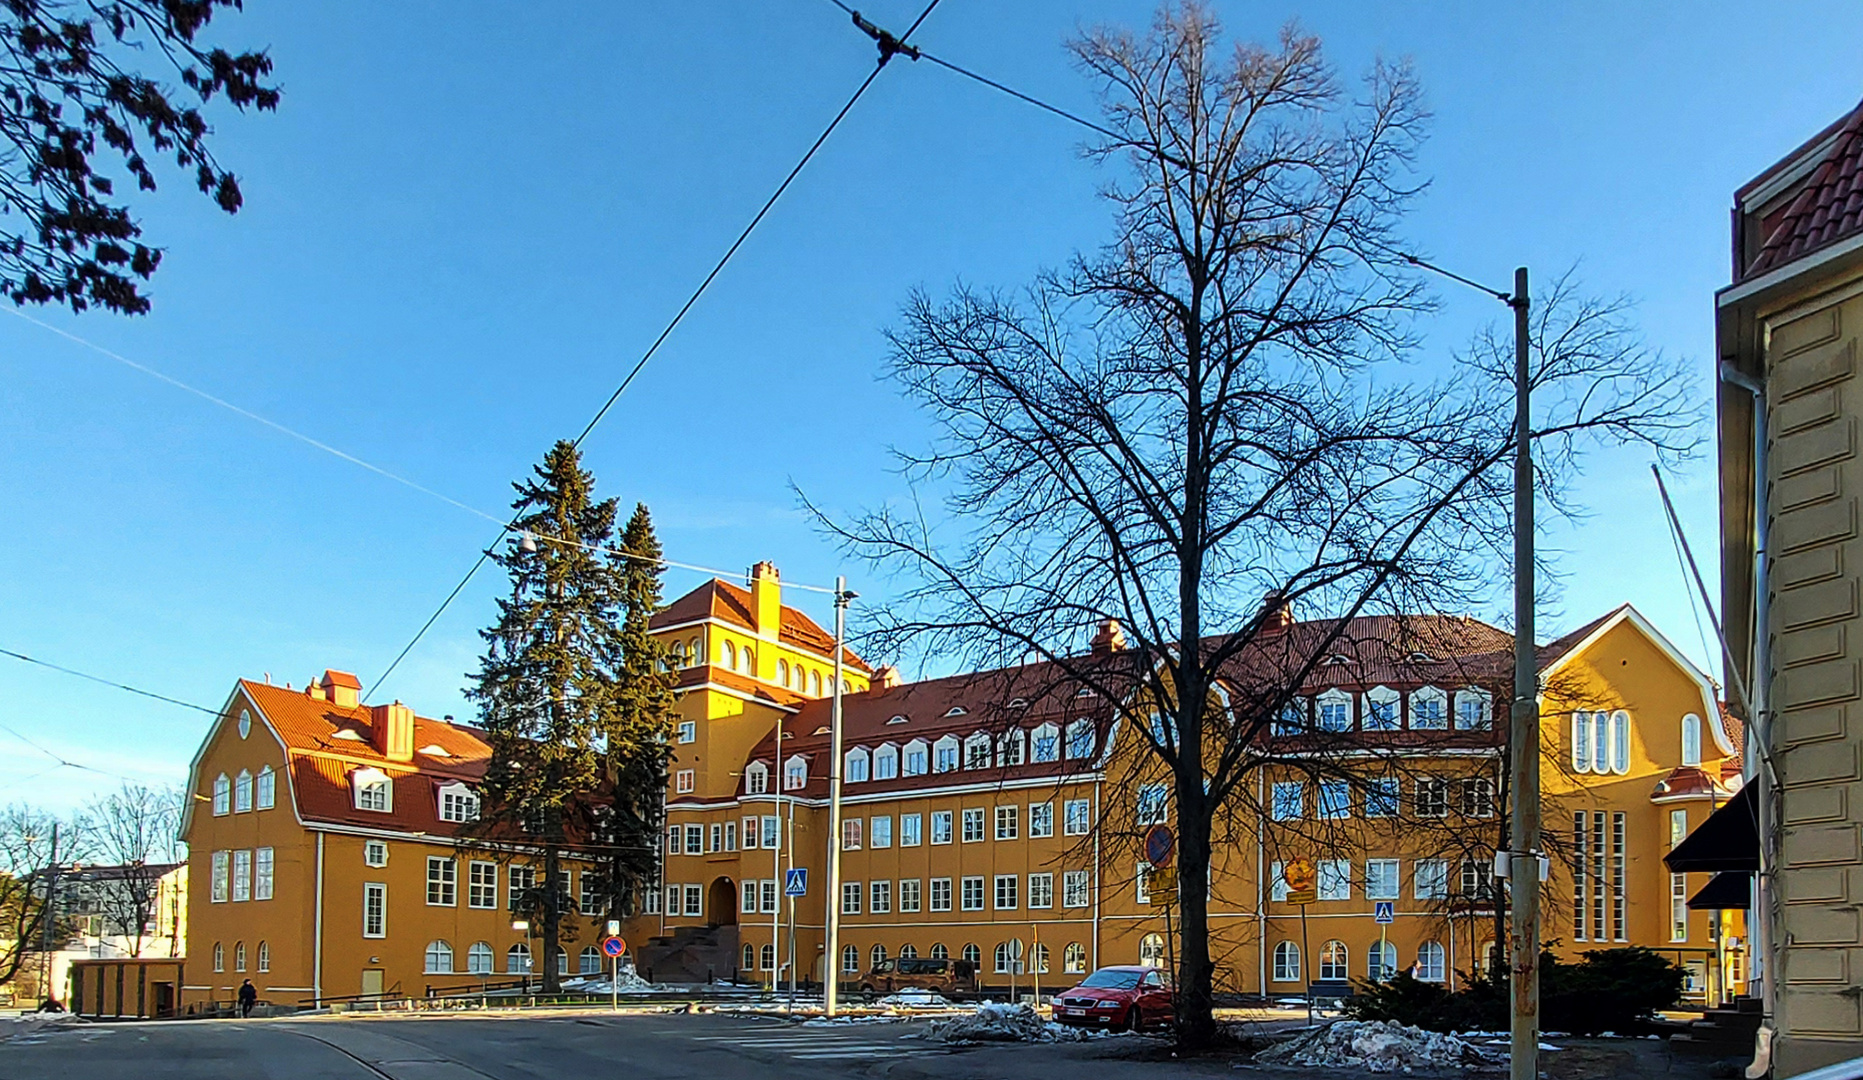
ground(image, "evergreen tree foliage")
xmin=468 ymin=440 xmax=622 ymax=993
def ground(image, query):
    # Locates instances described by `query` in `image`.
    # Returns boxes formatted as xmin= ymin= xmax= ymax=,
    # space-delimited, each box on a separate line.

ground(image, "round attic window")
xmin=238 ymin=710 xmax=252 ymax=739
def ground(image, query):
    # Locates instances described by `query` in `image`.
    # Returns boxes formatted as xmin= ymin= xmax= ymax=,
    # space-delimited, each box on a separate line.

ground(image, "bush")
xmin=1342 ymin=948 xmax=1685 ymax=1036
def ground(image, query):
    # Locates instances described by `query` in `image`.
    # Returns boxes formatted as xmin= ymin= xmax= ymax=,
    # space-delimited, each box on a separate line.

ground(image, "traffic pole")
xmin=1507 ymin=267 xmax=1540 ymax=1080
xmin=822 ymin=578 xmax=854 ymax=1016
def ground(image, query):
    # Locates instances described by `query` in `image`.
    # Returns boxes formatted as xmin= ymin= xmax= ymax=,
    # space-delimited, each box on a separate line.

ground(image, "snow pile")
xmin=560 ymin=964 xmax=657 ymax=995
xmin=1255 ymin=1020 xmax=1496 ymax=1072
xmin=934 ymin=1003 xmax=1103 ymax=1044
xmin=5 ymin=1012 xmax=84 ymax=1043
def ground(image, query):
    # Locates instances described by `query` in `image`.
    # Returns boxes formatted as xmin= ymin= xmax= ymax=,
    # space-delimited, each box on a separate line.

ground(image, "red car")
xmin=1052 ymin=965 xmax=1174 ymax=1031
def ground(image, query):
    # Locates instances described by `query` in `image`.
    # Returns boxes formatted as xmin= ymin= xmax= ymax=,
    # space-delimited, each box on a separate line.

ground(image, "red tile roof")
xmin=1747 ymin=97 xmax=1863 ymax=279
xmin=651 ymin=578 xmax=870 ymax=672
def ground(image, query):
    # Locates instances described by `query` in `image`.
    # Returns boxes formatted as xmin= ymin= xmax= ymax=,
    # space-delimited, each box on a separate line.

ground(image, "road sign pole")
xmin=612 ymin=954 xmax=618 ymax=1012
xmin=1301 ymin=903 xmax=1312 ymax=1028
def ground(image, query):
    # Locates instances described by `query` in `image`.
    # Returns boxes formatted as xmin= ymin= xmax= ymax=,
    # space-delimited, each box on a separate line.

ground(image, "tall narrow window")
xmin=363 ymin=882 xmax=387 ymax=938
xmin=1670 ymin=873 xmax=1689 ymax=942
xmin=1573 ymin=713 xmax=1591 ymax=772
xmin=232 ymin=849 xmax=252 ymax=902
xmin=1573 ymin=811 xmax=1588 ymax=941
xmin=234 ymin=770 xmax=253 ymax=812
xmin=1611 ymin=811 xmax=1627 ymax=941
xmin=255 ymin=766 xmax=276 ymax=809
xmin=211 ymin=850 xmax=230 ymax=903
xmin=212 ymin=774 xmax=230 ymax=816
xmin=1610 ymin=711 xmax=1630 ymax=774
xmin=254 ymin=847 xmax=274 ymax=901
xmin=1681 ymin=714 xmax=1702 ymax=766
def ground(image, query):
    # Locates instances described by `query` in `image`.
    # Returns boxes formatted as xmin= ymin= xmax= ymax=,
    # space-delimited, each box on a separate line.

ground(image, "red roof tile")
xmin=651 ymin=578 xmax=870 ymax=672
xmin=1747 ymin=98 xmax=1863 ymax=279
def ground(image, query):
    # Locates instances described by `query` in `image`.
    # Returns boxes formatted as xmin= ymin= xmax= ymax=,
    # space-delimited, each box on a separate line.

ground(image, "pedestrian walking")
xmin=238 ymin=979 xmax=257 ymax=1018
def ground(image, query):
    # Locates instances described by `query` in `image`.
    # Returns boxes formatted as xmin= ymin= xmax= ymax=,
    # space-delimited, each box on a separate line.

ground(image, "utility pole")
xmin=773 ymin=703 xmax=785 ymax=1002
xmin=38 ymin=823 xmax=61 ymax=1005
xmin=1506 ymin=267 xmax=1540 ymax=1080
xmin=822 ymin=578 xmax=854 ymax=1016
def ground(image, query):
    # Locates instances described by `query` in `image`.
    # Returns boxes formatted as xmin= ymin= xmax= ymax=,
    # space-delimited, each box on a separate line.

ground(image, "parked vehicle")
xmin=1052 ymin=965 xmax=1174 ymax=1031
xmin=857 ymin=956 xmax=978 ymax=1000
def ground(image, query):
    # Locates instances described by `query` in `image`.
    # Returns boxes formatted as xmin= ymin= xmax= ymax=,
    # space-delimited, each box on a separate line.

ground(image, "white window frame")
xmin=1031 ymin=722 xmax=1060 ymax=762
xmin=676 ymin=720 xmax=697 ymax=744
xmin=234 ymin=769 xmax=254 ymax=813
xmin=931 ymin=810 xmax=953 ymax=844
xmin=1415 ymin=859 xmax=1448 ymax=900
xmin=933 ymin=735 xmax=960 ymax=773
xmin=1063 ymin=870 xmax=1090 ymax=908
xmin=1029 ymin=801 xmax=1054 ymax=837
xmin=1272 ymin=941 xmax=1300 ymax=982
xmin=1271 ymin=781 xmax=1304 ymax=821
xmin=873 ymin=743 xmax=899 ymax=780
xmin=1064 ymin=798 xmax=1091 ymax=836
xmin=1453 ymin=687 xmax=1492 ymax=731
xmin=1365 ymin=858 xmax=1400 ymax=900
xmin=844 ymin=746 xmax=870 ymax=783
xmin=363 ymin=882 xmax=387 ymax=938
xmin=255 ymin=765 xmax=276 ymax=809
xmin=232 ymin=849 xmax=252 ymax=902
xmin=211 ymin=850 xmax=229 ymax=903
xmin=930 ymin=877 xmax=953 ymax=911
xmin=353 ymin=768 xmax=392 ymax=812
xmin=960 ymin=875 xmax=985 ymax=911
xmin=1318 ymin=858 xmax=1351 ymax=901
xmin=995 ymin=804 xmax=1019 ymax=840
xmin=1316 ymin=689 xmax=1354 ymax=732
xmin=427 ymin=856 xmax=457 ymax=906
xmin=438 ymin=782 xmax=480 ymax=823
xmin=900 ymin=812 xmax=922 ymax=846
xmin=1365 ymin=686 xmax=1400 ymax=731
xmin=783 ymin=754 xmax=808 ymax=791
xmin=212 ymin=773 xmax=230 ymax=816
xmin=364 ymin=840 xmax=388 ymax=867
xmin=961 ymin=807 xmax=985 ymax=842
xmin=964 ymin=733 xmax=991 ymax=769
xmin=1028 ymin=872 xmax=1053 ymax=909
xmin=469 ymin=860 xmax=497 ymax=909
xmin=994 ymin=874 xmax=1019 ymax=910
xmin=899 ymin=878 xmax=921 ymax=912
xmin=254 ymin=847 xmax=274 ymax=901
xmin=903 ymin=739 xmax=929 ymax=776
xmin=1410 ymin=686 xmax=1448 ymax=730
xmin=870 ymin=815 xmax=892 ymax=848
xmin=675 ymin=769 xmax=695 ymax=794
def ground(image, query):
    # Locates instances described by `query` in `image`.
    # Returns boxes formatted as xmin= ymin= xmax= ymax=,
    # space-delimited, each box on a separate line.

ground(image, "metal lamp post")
xmin=822 ymin=577 xmax=855 ymax=1016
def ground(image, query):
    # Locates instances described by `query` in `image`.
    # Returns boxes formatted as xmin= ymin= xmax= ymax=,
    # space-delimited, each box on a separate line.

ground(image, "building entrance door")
xmin=360 ymin=969 xmax=384 ymax=1000
xmin=152 ymin=981 xmax=174 ymax=1018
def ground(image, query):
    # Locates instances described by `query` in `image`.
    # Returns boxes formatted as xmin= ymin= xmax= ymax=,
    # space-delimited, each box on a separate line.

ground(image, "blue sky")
xmin=2 ymin=1 xmax=1859 ymax=810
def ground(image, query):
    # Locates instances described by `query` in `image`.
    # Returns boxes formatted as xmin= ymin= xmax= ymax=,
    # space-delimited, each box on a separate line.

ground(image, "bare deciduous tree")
xmin=818 ymin=4 xmax=1693 ymax=1045
xmin=76 ymin=783 xmax=183 ymax=958
xmin=0 ymin=804 xmax=69 ymax=990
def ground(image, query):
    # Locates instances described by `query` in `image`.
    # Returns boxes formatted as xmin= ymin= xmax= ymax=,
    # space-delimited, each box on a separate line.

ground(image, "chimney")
xmin=874 ymin=664 xmax=902 ymax=689
xmin=370 ymin=701 xmax=415 ymax=762
xmin=749 ymin=561 xmax=781 ymax=643
xmin=1090 ymin=618 xmax=1127 ymax=654
xmin=320 ymin=669 xmax=362 ymax=708
xmin=1260 ymin=591 xmax=1294 ymax=634
xmin=306 ymin=678 xmax=324 ymax=701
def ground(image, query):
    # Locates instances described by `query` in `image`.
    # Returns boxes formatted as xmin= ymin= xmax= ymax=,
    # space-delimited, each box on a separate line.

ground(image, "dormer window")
xmin=332 ymin=728 xmax=363 ymax=741
xmin=932 ymin=735 xmax=959 ymax=773
xmin=212 ymin=773 xmax=231 ymax=816
xmin=1324 ymin=654 xmax=1354 ymax=666
xmin=1065 ymin=719 xmax=1096 ymax=759
xmin=903 ymin=739 xmax=929 ymax=776
xmin=1031 ymin=722 xmax=1060 ymax=763
xmin=942 ymin=707 xmax=966 ymax=718
xmin=420 ymin=744 xmax=452 ymax=758
xmin=873 ymin=744 xmax=900 ymax=780
xmin=354 ymin=768 xmax=393 ymax=812
xmin=887 ymin=714 xmax=910 ymax=725
xmin=1453 ymin=687 xmax=1492 ymax=731
xmin=844 ymin=747 xmax=870 ymax=783
xmin=997 ymin=729 xmax=1026 ymax=767
xmin=1410 ymin=687 xmax=1448 ymax=730
xmin=438 ymin=782 xmax=480 ymax=823
xmin=783 ymin=755 xmax=808 ymax=791
xmin=964 ymin=732 xmax=992 ymax=769
xmin=812 ymin=725 xmax=829 ymax=736
xmin=234 ymin=769 xmax=254 ymax=813
xmin=1007 ymin=698 xmax=1028 ymax=708
xmin=1406 ymin=651 xmax=1438 ymax=664
xmin=1075 ymin=687 xmax=1096 ymax=697
xmin=1317 ymin=689 xmax=1354 ymax=733
xmin=744 ymin=761 xmax=769 ymax=795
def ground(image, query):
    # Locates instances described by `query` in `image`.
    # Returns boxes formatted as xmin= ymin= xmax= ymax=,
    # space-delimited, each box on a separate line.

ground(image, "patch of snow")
xmin=934 ymin=1003 xmax=1122 ymax=1044
xmin=1255 ymin=1020 xmax=1497 ymax=1072
xmin=559 ymin=963 xmax=659 ymax=995
xmin=5 ymin=1012 xmax=84 ymax=1043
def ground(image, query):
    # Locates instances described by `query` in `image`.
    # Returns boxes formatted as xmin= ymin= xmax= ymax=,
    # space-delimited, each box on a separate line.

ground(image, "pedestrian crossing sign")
xmin=785 ymin=868 xmax=808 ymax=896
xmin=1374 ymin=901 xmax=1395 ymax=924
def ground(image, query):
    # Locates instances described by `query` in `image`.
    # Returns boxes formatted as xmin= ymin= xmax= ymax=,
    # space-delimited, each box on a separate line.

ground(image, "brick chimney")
xmin=749 ymin=561 xmax=781 ymax=641
xmin=370 ymin=701 xmax=415 ymax=762
xmin=873 ymin=664 xmax=902 ymax=689
xmin=320 ymin=669 xmax=362 ymax=709
xmin=1260 ymin=591 xmax=1294 ymax=634
xmin=1089 ymin=618 xmax=1127 ymax=654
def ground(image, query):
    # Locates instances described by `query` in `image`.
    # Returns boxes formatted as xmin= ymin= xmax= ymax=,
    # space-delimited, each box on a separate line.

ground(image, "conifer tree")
xmin=590 ymin=504 xmax=677 ymax=921
xmin=469 ymin=440 xmax=620 ymax=993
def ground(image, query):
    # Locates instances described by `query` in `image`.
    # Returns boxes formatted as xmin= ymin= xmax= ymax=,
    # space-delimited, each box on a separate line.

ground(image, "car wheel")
xmin=1127 ymin=1006 xmax=1144 ymax=1033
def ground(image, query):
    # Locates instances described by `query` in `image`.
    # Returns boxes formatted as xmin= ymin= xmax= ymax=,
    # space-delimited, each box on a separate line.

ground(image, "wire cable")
xmin=1 ymin=646 xmax=220 ymax=715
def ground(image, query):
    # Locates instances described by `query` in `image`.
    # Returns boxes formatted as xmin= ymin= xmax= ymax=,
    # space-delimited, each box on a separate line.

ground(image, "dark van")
xmin=858 ymin=956 xmax=978 ymax=1000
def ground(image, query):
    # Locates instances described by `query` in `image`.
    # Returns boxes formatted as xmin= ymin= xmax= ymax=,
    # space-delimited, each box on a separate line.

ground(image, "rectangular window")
xmin=842 ymin=881 xmax=862 ymax=915
xmin=667 ymin=824 xmax=681 ymax=855
xmin=1366 ymin=778 xmax=1400 ymax=818
xmin=509 ymin=865 xmax=535 ymax=911
xmin=1270 ymin=861 xmax=1288 ymax=902
xmin=1136 ymin=863 xmax=1151 ymax=905
xmin=1612 ymin=811 xmax=1627 ymax=941
xmin=899 ymin=878 xmax=921 ymax=913
xmin=742 ymin=816 xmax=760 ymax=849
xmin=741 ymin=879 xmax=758 ymax=914
xmin=995 ymin=805 xmax=1019 ymax=840
xmin=1366 ymin=694 xmax=1399 ymax=730
xmin=960 ymin=876 xmax=985 ymax=910
xmin=685 ymin=824 xmax=704 ymax=855
xmin=469 ymin=861 xmax=497 ymax=909
xmin=871 ymin=880 xmax=891 ymax=913
xmin=966 ymin=738 xmax=990 ymax=769
xmin=1573 ymin=811 xmax=1588 ymax=941
xmin=256 ymin=769 xmax=276 ymax=809
xmin=1029 ymin=802 xmax=1054 ymax=837
xmin=906 ymin=745 xmax=928 ymax=775
xmin=211 ymin=850 xmax=229 ymax=903
xmin=994 ymin=874 xmax=1019 ymax=909
xmin=935 ymin=742 xmax=958 ymax=772
xmin=645 ymin=887 xmax=661 ymax=915
xmin=901 ymin=812 xmax=922 ymax=846
xmin=1460 ymin=860 xmax=1491 ymax=900
xmin=364 ymin=840 xmax=388 ymax=867
xmin=1028 ymin=872 xmax=1053 ymax=909
xmin=1414 ymin=859 xmax=1448 ymax=900
xmin=1063 ymin=870 xmax=1090 ymax=908
xmin=931 ymin=810 xmax=953 ymax=844
xmin=1670 ymin=873 xmax=1688 ymax=941
xmin=683 ymin=883 xmax=702 ymax=918
xmin=675 ymin=769 xmax=695 ymax=794
xmin=1414 ymin=779 xmax=1449 ymax=818
xmin=1064 ymin=798 xmax=1091 ymax=836
xmin=962 ymin=808 xmax=985 ymax=842
xmin=706 ymin=823 xmax=720 ymax=854
xmin=440 ymin=787 xmax=480 ymax=823
xmin=725 ymin=821 xmax=738 ymax=852
xmin=580 ymin=871 xmax=600 ymax=915
xmin=1136 ymin=784 xmax=1169 ymax=826
xmin=1271 ymin=782 xmax=1304 ymax=821
xmin=842 ymin=818 xmax=862 ymax=850
xmin=760 ymin=879 xmax=776 ymax=914
xmin=930 ymin=877 xmax=953 ymax=912
xmin=762 ymin=815 xmax=779 ymax=849
xmin=363 ymin=882 xmax=386 ymax=938
xmin=1669 ymin=808 xmax=1687 ymax=849
xmin=427 ymin=856 xmax=457 ymax=906
xmin=665 ymin=883 xmax=680 ymax=914
xmin=677 ymin=720 xmax=696 ymax=743
xmin=1459 ymin=777 xmax=1495 ymax=817
xmin=870 ymin=816 xmax=892 ymax=849
xmin=1318 ymin=781 xmax=1350 ymax=819
xmin=356 ymin=776 xmax=390 ymax=812
xmin=1318 ymin=858 xmax=1350 ymax=901
xmin=1365 ymin=858 xmax=1400 ymax=900
xmin=254 ymin=847 xmax=274 ymax=901
xmin=232 ymin=849 xmax=252 ymax=902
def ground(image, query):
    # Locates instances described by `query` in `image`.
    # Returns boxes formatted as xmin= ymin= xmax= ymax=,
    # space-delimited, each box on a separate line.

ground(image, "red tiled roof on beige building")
xmin=1742 ymin=96 xmax=1863 ymax=280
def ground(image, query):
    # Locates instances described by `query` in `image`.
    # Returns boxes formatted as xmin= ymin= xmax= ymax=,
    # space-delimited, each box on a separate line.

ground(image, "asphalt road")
xmin=0 ymin=1010 xmax=1211 ymax=1080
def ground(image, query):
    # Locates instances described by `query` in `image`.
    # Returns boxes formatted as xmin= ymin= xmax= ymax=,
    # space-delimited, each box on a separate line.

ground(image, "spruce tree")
xmin=469 ymin=440 xmax=620 ymax=993
xmin=591 ymin=504 xmax=677 ymax=921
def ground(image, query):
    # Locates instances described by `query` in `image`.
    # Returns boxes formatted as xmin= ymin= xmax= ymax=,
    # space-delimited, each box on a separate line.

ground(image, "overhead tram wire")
xmin=0 ymin=647 xmax=216 ymax=784
xmin=366 ymin=0 xmax=945 ymax=700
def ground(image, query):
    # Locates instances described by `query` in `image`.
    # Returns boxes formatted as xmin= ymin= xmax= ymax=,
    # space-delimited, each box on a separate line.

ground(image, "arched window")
xmin=721 ymin=640 xmax=736 ymax=670
xmin=212 ymin=942 xmax=223 ymax=972
xmin=1066 ymin=719 xmax=1096 ymax=759
xmin=1031 ymin=722 xmax=1061 ymax=762
xmin=670 ymin=642 xmax=687 ymax=669
xmin=256 ymin=765 xmax=276 ymax=810
xmin=742 ymin=647 xmax=755 ymax=676
xmin=1139 ymin=933 xmax=1165 ymax=968
xmin=871 ymin=943 xmax=887 ymax=968
xmin=506 ymin=943 xmax=532 ymax=973
xmin=556 ymin=947 xmax=568 ymax=975
xmin=1454 ymin=687 xmax=1493 ymax=731
xmin=467 ymin=942 xmax=494 ymax=974
xmin=258 ymin=940 xmax=270 ymax=972
xmin=899 ymin=944 xmax=918 ymax=960
xmin=1317 ymin=689 xmax=1354 ymax=732
xmin=810 ymin=671 xmax=823 ymax=696
xmin=744 ymin=761 xmax=769 ymax=795
xmin=760 ymin=943 xmax=775 ymax=970
xmin=234 ymin=941 xmax=246 ymax=972
xmin=1064 ymin=942 xmax=1087 ymax=973
xmin=996 ymin=729 xmax=1026 ymax=766
xmin=1410 ymin=687 xmax=1448 ymax=729
xmin=841 ymin=944 xmax=860 ymax=973
xmin=844 ymin=747 xmax=870 ymax=783
xmin=1681 ymin=714 xmax=1703 ymax=766
xmin=1611 ymin=711 xmax=1631 ymax=774
xmin=1320 ymin=940 xmax=1349 ymax=981
xmin=964 ymin=732 xmax=991 ymax=769
xmin=742 ymin=944 xmax=755 ymax=971
xmin=212 ymin=773 xmax=231 ymax=815
xmin=688 ymin=638 xmax=701 ymax=667
xmin=777 ymin=659 xmax=790 ymax=687
xmin=1272 ymin=941 xmax=1301 ymax=982
xmin=873 ymin=743 xmax=899 ymax=780
xmin=425 ymin=940 xmax=454 ymax=973
xmin=961 ymin=943 xmax=981 ymax=967
xmin=580 ymin=946 xmax=602 ymax=974
xmin=1592 ymin=711 xmax=1610 ymax=773
xmin=783 ymin=755 xmax=808 ymax=791
xmin=1365 ymin=687 xmax=1401 ymax=731
xmin=1416 ymin=941 xmax=1445 ymax=982
xmin=1572 ymin=712 xmax=1592 ymax=772
xmin=1368 ymin=940 xmax=1396 ymax=981
xmin=994 ymin=940 xmax=1024 ymax=974
xmin=903 ymin=740 xmax=929 ymax=776
xmin=930 ymin=943 xmax=949 ymax=960
xmin=234 ymin=769 xmax=254 ymax=812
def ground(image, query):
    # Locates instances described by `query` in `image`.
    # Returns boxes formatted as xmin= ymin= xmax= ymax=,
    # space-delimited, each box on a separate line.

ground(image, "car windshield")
xmin=1079 ymin=969 xmax=1143 ymax=989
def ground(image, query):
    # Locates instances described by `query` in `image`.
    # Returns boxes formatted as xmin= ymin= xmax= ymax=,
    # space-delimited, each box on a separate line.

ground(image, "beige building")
xmin=1717 ymin=94 xmax=1863 ymax=1075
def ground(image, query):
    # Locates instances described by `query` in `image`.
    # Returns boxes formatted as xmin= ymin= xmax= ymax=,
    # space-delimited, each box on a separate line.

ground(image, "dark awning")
xmin=1688 ymin=871 xmax=1751 ymax=910
xmin=1664 ymin=781 xmax=1758 ymax=873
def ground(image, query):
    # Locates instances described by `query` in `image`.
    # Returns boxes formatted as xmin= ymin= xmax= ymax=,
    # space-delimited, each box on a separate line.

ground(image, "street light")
xmin=512 ymin=920 xmax=532 ymax=993
xmin=822 ymin=578 xmax=856 ymax=1017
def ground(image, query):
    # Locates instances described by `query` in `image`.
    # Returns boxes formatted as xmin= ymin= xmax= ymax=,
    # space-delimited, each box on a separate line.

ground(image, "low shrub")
xmin=1342 ymin=947 xmax=1684 ymax=1035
